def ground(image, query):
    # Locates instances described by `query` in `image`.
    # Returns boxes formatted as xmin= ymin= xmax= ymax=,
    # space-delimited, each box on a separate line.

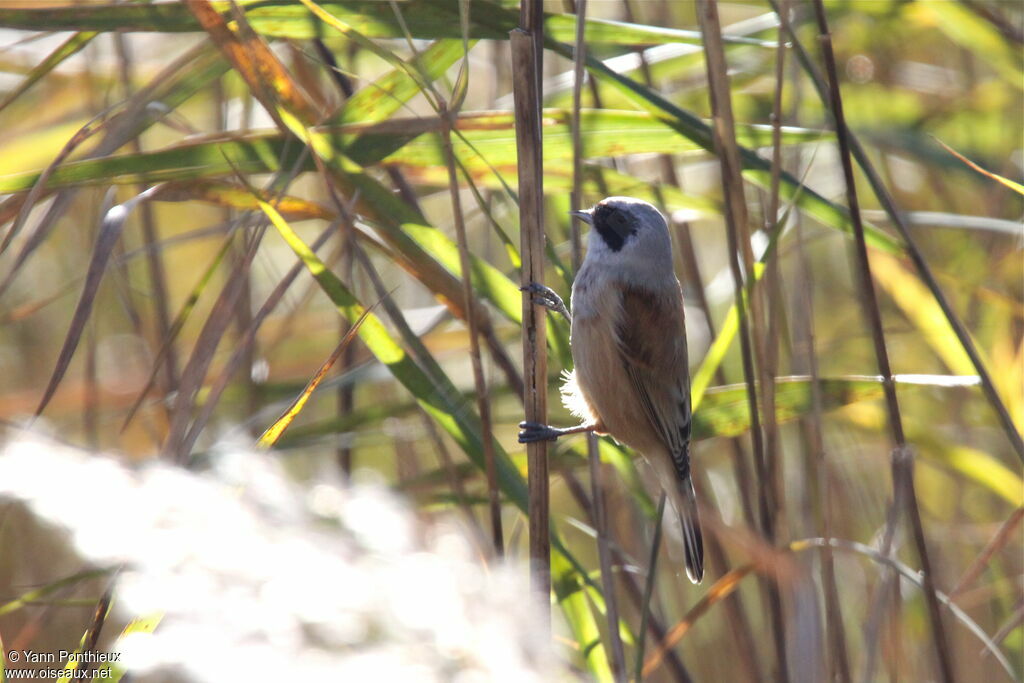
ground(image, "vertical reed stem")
xmin=440 ymin=104 xmax=504 ymax=557
xmin=695 ymin=1 xmax=789 ymax=679
xmin=570 ymin=4 xmax=624 ymax=678
xmin=810 ymin=3 xmax=954 ymax=681
xmin=511 ymin=0 xmax=550 ymax=624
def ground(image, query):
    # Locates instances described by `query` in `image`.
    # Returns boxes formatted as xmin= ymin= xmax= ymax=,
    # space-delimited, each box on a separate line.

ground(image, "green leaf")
xmin=0 ymin=0 xmax=774 ymax=47
xmin=0 ymin=110 xmax=825 ymax=196
xmin=102 ymin=613 xmax=164 ymax=682
xmin=552 ymin=553 xmax=614 ymax=681
xmin=337 ymin=39 xmax=469 ymax=126
xmin=0 ymin=568 xmax=113 ymax=617
xmin=0 ymin=31 xmax=97 ymax=115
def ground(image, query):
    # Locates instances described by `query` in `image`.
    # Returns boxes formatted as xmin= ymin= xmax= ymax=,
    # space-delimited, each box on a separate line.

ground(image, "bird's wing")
xmin=615 ymin=282 xmax=703 ymax=582
xmin=614 ymin=283 xmax=692 ymax=478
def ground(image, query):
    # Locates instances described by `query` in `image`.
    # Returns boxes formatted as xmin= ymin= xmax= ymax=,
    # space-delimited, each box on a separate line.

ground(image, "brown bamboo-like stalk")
xmin=761 ymin=9 xmax=816 ymax=678
xmin=809 ymin=3 xmax=954 ymax=681
xmin=511 ymin=0 xmax=550 ymax=623
xmin=695 ymin=2 xmax=789 ymax=679
xmin=440 ymin=103 xmax=505 ymax=557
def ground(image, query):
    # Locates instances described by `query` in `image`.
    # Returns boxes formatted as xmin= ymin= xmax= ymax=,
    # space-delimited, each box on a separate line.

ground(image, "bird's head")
xmin=571 ymin=197 xmax=674 ymax=275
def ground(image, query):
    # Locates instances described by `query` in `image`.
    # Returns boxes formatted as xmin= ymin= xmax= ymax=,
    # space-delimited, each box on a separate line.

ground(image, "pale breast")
xmin=569 ymin=271 xmax=668 ymax=456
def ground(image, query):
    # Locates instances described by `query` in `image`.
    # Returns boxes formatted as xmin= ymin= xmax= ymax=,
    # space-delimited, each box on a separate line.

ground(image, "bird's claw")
xmin=518 ymin=421 xmax=564 ymax=443
xmin=520 ymin=282 xmax=570 ymax=321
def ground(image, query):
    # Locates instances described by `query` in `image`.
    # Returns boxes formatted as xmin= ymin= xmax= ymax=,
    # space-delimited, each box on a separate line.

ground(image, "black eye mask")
xmin=593 ymin=204 xmax=636 ymax=252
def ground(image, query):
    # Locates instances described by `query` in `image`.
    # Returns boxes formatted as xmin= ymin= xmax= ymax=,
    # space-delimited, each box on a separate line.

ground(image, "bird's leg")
xmin=518 ymin=421 xmax=595 ymax=443
xmin=520 ymin=282 xmax=571 ymax=323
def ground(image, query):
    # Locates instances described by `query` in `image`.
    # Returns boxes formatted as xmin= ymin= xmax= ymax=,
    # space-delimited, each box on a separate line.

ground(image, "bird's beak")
xmin=569 ymin=209 xmax=593 ymax=225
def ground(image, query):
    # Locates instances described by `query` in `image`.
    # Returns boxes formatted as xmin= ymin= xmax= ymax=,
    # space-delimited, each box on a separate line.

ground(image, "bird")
xmin=519 ymin=196 xmax=704 ymax=584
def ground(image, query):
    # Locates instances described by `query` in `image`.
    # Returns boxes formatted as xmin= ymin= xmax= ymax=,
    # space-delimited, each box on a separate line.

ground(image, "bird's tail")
xmin=677 ymin=475 xmax=704 ymax=584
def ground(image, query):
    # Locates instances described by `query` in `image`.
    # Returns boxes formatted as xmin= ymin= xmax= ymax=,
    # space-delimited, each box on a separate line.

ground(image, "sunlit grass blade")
xmin=0 ymin=31 xmax=97 ymax=115
xmin=0 ymin=567 xmax=113 ymax=617
xmin=934 ymin=137 xmax=1024 ymax=196
xmin=376 ymin=109 xmax=827 ymax=170
xmin=642 ymin=563 xmax=756 ymax=678
xmin=336 ymin=39 xmax=469 ymax=126
xmin=185 ymin=0 xmax=319 ymax=125
xmin=155 ymin=180 xmax=333 ymax=220
xmin=257 ymin=306 xmax=372 ymax=448
xmin=256 ymin=197 xmax=514 ymax=484
xmin=868 ymin=251 xmax=977 ymax=375
xmin=940 ymin=446 xmax=1023 ymax=506
xmin=0 ymin=110 xmax=825 ymax=197
xmin=868 ymin=250 xmax=1024 ymax=433
xmin=57 ymin=580 xmax=113 ymax=683
xmin=552 ymin=553 xmax=614 ymax=681
xmin=102 ymin=613 xmax=163 ymax=682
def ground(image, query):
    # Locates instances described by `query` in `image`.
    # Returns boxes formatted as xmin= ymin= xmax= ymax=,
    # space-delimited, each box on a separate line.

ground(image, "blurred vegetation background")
xmin=0 ymin=1 xmax=1021 ymax=681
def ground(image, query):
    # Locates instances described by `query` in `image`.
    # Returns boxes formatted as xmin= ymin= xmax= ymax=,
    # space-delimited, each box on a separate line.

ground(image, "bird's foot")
xmin=520 ymin=282 xmax=570 ymax=322
xmin=518 ymin=421 xmax=568 ymax=443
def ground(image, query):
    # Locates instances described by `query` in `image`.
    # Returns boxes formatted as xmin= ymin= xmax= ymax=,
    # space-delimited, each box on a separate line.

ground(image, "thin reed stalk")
xmin=634 ymin=495 xmax=669 ymax=683
xmin=570 ymin=1 xmax=624 ymax=677
xmin=695 ymin=1 xmax=790 ymax=679
xmin=810 ymin=3 xmax=954 ymax=681
xmin=512 ymin=0 xmax=549 ymax=616
xmin=794 ymin=216 xmax=852 ymax=683
xmin=441 ymin=104 xmax=504 ymax=557
xmin=672 ymin=217 xmax=763 ymax=682
xmin=769 ymin=0 xmax=1023 ymax=462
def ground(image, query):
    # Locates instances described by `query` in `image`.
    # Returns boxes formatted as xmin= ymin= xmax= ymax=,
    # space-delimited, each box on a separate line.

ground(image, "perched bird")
xmin=520 ymin=196 xmax=703 ymax=583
